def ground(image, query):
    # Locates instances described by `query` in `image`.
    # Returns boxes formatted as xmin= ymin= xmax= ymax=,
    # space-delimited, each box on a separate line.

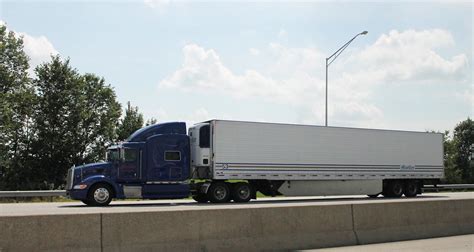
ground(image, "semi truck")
xmin=66 ymin=120 xmax=444 ymax=206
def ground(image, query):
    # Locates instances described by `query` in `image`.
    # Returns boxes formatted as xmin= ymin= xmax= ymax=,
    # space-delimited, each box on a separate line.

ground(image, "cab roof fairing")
xmin=126 ymin=122 xmax=187 ymax=142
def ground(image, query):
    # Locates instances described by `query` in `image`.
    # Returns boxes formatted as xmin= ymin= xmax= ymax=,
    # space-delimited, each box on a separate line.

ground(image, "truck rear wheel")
xmin=207 ymin=182 xmax=231 ymax=203
xmin=232 ymin=182 xmax=253 ymax=203
xmin=403 ymin=181 xmax=418 ymax=197
xmin=87 ymin=183 xmax=113 ymax=206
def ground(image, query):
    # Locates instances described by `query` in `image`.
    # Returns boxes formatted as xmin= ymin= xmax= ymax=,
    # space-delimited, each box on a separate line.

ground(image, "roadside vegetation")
xmin=0 ymin=23 xmax=149 ymax=190
xmin=441 ymin=119 xmax=474 ymax=184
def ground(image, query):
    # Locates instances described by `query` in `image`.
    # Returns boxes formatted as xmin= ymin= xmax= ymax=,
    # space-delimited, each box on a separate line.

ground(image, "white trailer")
xmin=188 ymin=120 xmax=444 ymax=203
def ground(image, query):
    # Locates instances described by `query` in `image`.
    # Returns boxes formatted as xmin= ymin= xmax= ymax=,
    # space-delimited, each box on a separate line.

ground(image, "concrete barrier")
xmin=353 ymin=199 xmax=474 ymax=244
xmin=101 ymin=205 xmax=356 ymax=251
xmin=1 ymin=198 xmax=473 ymax=251
xmin=0 ymin=214 xmax=101 ymax=252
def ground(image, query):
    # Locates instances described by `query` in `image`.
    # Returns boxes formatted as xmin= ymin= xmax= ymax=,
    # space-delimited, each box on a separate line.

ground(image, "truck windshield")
xmin=107 ymin=148 xmax=120 ymax=162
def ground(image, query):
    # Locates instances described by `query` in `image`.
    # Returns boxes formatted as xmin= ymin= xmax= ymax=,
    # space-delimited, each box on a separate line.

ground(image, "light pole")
xmin=325 ymin=31 xmax=368 ymax=127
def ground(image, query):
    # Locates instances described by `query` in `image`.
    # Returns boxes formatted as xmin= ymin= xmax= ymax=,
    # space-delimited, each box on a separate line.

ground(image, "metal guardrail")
xmin=423 ymin=184 xmax=474 ymax=190
xmin=0 ymin=184 xmax=472 ymax=199
xmin=0 ymin=190 xmax=66 ymax=198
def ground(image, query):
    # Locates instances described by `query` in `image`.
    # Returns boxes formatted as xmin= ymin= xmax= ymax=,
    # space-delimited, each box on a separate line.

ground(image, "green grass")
xmin=0 ymin=196 xmax=76 ymax=203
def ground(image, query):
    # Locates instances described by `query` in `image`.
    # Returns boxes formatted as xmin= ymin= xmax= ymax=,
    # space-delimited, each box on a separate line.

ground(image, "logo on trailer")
xmin=400 ymin=164 xmax=416 ymax=170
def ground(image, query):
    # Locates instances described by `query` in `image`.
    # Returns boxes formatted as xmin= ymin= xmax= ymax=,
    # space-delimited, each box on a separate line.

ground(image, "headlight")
xmin=73 ymin=184 xmax=87 ymax=190
xmin=66 ymin=167 xmax=74 ymax=190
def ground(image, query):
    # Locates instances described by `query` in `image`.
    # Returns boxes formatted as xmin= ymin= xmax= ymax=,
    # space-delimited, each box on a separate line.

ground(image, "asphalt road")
xmin=0 ymin=192 xmax=472 ymax=217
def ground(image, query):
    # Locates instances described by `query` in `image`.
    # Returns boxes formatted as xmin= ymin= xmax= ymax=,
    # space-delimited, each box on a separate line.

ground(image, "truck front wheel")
xmin=207 ymin=182 xmax=231 ymax=203
xmin=87 ymin=183 xmax=113 ymax=206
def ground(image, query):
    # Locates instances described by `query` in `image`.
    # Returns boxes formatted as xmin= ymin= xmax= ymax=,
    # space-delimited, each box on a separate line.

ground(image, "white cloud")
xmin=159 ymin=43 xmax=318 ymax=105
xmin=266 ymin=42 xmax=325 ymax=78
xmin=249 ymin=48 xmax=260 ymax=56
xmin=346 ymin=29 xmax=467 ymax=83
xmin=1 ymin=21 xmax=58 ymax=75
xmin=147 ymin=107 xmax=213 ymax=127
xmin=456 ymin=89 xmax=474 ymax=111
xmin=189 ymin=107 xmax=212 ymax=125
xmin=159 ymin=43 xmax=376 ymax=127
xmin=19 ymin=32 xmax=58 ymax=74
xmin=144 ymin=0 xmax=171 ymax=9
xmin=278 ymin=29 xmax=288 ymax=39
xmin=159 ymin=29 xmax=469 ymax=128
xmin=155 ymin=107 xmax=169 ymax=120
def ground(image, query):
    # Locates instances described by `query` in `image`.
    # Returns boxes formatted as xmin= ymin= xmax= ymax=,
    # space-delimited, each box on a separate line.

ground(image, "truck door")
xmin=117 ymin=147 xmax=141 ymax=181
xmin=146 ymin=134 xmax=190 ymax=181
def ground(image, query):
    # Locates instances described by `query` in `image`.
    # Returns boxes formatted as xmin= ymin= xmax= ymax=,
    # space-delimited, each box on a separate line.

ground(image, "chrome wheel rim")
xmin=394 ymin=184 xmax=402 ymax=195
xmin=238 ymin=186 xmax=250 ymax=199
xmin=94 ymin=188 xmax=110 ymax=203
xmin=214 ymin=186 xmax=227 ymax=201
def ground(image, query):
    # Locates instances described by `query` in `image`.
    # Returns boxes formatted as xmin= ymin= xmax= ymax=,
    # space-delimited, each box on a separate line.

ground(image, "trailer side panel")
xmin=211 ymin=120 xmax=444 ymax=181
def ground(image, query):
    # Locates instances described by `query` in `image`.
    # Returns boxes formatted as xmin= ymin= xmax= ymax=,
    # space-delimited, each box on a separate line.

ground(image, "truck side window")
xmin=124 ymin=149 xmax=137 ymax=162
xmin=107 ymin=149 xmax=119 ymax=162
xmin=199 ymin=125 xmax=210 ymax=148
xmin=165 ymin=151 xmax=181 ymax=161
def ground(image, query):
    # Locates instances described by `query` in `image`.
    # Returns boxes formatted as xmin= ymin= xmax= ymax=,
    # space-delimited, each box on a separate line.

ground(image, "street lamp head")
xmin=360 ymin=31 xmax=368 ymax=35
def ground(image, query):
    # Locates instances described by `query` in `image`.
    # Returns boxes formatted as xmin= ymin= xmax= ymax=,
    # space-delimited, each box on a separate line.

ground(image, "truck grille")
xmin=66 ymin=167 xmax=74 ymax=190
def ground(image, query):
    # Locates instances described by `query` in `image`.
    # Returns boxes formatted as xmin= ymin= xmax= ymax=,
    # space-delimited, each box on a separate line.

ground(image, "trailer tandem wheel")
xmin=403 ymin=180 xmax=418 ymax=197
xmin=383 ymin=180 xmax=404 ymax=198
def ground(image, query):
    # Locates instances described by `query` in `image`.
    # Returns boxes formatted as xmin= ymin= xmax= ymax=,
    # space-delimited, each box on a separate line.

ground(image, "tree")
xmin=0 ymin=23 xmax=36 ymax=189
xmin=146 ymin=117 xmax=157 ymax=126
xmin=1 ymin=23 xmax=123 ymax=190
xmin=442 ymin=130 xmax=462 ymax=183
xmin=31 ymin=56 xmax=121 ymax=189
xmin=116 ymin=101 xmax=144 ymax=141
xmin=451 ymin=118 xmax=474 ymax=183
xmin=71 ymin=73 xmax=122 ymax=163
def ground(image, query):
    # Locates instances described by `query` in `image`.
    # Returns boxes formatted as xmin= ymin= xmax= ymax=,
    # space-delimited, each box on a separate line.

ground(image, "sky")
xmin=1 ymin=0 xmax=472 ymax=133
